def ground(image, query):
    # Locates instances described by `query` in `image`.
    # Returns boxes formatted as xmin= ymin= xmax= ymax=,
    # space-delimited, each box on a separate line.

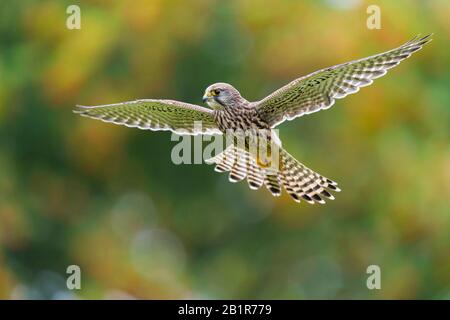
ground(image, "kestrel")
xmin=74 ymin=35 xmax=432 ymax=204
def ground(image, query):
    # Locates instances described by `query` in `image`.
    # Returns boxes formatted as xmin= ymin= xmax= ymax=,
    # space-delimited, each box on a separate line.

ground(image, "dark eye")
xmin=212 ymin=89 xmax=221 ymax=96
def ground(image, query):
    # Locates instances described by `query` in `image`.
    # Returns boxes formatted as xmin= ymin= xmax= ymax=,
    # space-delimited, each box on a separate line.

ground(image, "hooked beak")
xmin=203 ymin=91 xmax=212 ymax=103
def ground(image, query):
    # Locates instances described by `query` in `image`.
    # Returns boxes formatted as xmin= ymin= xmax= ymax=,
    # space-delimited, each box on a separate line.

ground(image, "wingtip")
xmin=73 ymin=105 xmax=89 ymax=114
xmin=412 ymin=33 xmax=433 ymax=45
xmin=419 ymin=33 xmax=433 ymax=42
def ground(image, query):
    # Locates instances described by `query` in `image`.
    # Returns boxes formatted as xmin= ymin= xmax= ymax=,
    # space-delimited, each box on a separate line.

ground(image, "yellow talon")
xmin=256 ymin=155 xmax=271 ymax=168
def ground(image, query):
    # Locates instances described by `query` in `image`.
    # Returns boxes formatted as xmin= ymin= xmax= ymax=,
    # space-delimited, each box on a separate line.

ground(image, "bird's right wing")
xmin=74 ymin=99 xmax=221 ymax=135
xmin=255 ymin=35 xmax=432 ymax=128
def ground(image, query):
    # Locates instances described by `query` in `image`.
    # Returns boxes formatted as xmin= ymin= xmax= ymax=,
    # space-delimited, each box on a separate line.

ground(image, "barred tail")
xmin=206 ymin=145 xmax=340 ymax=204
xmin=278 ymin=148 xmax=340 ymax=204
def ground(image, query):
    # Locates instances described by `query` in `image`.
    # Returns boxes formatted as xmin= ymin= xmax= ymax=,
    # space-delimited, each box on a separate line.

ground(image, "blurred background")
xmin=0 ymin=0 xmax=449 ymax=299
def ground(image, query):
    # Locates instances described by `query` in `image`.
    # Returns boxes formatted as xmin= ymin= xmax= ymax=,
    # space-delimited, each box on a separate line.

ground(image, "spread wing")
xmin=74 ymin=99 xmax=221 ymax=135
xmin=256 ymin=34 xmax=432 ymax=128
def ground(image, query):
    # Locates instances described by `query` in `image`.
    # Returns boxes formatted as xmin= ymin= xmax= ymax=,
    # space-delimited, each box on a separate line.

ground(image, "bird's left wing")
xmin=255 ymin=35 xmax=432 ymax=128
xmin=74 ymin=99 xmax=221 ymax=135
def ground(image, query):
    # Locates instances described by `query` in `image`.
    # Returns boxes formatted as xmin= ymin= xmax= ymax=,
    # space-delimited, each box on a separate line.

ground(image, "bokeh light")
xmin=0 ymin=0 xmax=449 ymax=299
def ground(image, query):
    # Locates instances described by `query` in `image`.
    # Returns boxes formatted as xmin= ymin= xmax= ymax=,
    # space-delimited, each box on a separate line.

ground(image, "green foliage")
xmin=0 ymin=0 xmax=449 ymax=299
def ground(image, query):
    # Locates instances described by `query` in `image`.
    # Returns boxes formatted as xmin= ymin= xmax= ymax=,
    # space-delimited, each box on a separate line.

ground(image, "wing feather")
xmin=74 ymin=99 xmax=221 ymax=135
xmin=256 ymin=35 xmax=432 ymax=127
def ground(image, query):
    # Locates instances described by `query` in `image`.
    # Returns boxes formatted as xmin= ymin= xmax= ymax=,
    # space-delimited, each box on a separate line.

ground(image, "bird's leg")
xmin=254 ymin=129 xmax=274 ymax=169
xmin=256 ymin=145 xmax=271 ymax=168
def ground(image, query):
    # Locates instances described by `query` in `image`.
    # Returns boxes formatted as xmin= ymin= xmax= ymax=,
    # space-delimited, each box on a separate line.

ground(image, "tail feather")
xmin=264 ymin=174 xmax=282 ymax=197
xmin=245 ymin=152 xmax=264 ymax=190
xmin=212 ymin=150 xmax=234 ymax=173
xmin=280 ymin=148 xmax=340 ymax=204
xmin=206 ymin=145 xmax=340 ymax=204
xmin=229 ymin=152 xmax=247 ymax=182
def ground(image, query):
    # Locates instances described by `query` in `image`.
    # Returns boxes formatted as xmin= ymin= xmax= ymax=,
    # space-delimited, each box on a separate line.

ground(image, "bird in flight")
xmin=74 ymin=35 xmax=432 ymax=204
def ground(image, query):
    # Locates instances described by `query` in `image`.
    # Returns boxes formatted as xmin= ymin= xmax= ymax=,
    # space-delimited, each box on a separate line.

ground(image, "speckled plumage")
xmin=74 ymin=35 xmax=431 ymax=204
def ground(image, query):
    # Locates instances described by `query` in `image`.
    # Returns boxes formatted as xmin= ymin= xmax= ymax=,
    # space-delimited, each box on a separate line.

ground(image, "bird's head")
xmin=203 ymin=83 xmax=245 ymax=109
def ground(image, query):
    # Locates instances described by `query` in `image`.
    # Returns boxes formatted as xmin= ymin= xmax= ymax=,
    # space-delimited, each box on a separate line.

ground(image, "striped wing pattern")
xmin=256 ymin=35 xmax=432 ymax=127
xmin=74 ymin=99 xmax=221 ymax=135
